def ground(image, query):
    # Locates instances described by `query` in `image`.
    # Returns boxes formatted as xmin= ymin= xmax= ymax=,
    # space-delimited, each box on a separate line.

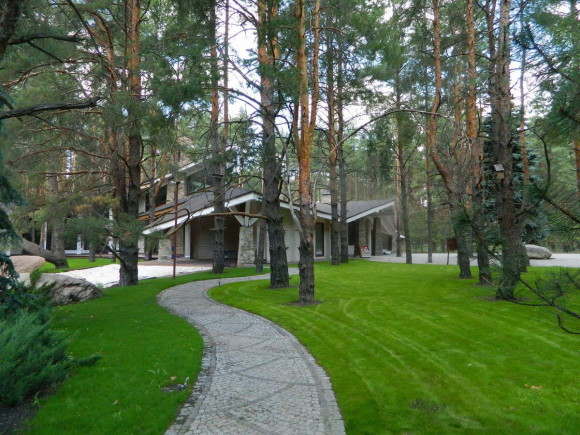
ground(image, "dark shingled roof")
xmin=315 ymin=199 xmax=394 ymax=221
xmin=144 ymin=186 xmax=255 ymax=229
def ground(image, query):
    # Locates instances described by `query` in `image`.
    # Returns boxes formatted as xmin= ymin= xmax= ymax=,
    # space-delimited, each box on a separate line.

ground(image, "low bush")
xmin=0 ymin=281 xmax=51 ymax=320
xmin=0 ymin=310 xmax=69 ymax=406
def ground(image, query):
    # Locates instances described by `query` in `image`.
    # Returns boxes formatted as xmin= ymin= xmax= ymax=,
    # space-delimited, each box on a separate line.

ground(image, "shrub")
xmin=0 ymin=281 xmax=51 ymax=321
xmin=0 ymin=310 xmax=69 ymax=406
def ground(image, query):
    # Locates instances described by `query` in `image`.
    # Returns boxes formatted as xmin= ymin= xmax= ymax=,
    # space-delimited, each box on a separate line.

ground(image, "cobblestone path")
xmin=158 ymin=274 xmax=345 ymax=435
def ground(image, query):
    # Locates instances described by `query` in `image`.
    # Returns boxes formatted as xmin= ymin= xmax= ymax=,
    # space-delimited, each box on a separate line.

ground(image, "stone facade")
xmin=358 ymin=219 xmax=368 ymax=247
xmin=158 ymin=238 xmax=172 ymax=259
xmin=374 ymin=217 xmax=383 ymax=254
xmin=237 ymin=226 xmax=255 ymax=267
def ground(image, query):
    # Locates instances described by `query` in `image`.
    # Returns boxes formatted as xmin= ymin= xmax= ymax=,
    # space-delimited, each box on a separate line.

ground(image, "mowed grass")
xmin=210 ymin=261 xmax=580 ymax=434
xmin=38 ymin=257 xmax=114 ymax=273
xmin=28 ymin=267 xmax=265 ymax=435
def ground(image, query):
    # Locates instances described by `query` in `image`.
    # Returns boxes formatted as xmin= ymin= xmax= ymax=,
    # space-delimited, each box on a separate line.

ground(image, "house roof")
xmin=143 ymin=189 xmax=394 ymax=235
xmin=143 ymin=187 xmax=259 ymax=234
xmin=315 ymin=199 xmax=395 ymax=223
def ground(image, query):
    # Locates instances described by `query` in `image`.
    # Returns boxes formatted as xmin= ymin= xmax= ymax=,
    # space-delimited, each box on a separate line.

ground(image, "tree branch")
xmin=0 ymin=97 xmax=100 ymax=120
xmin=9 ymin=33 xmax=82 ymax=45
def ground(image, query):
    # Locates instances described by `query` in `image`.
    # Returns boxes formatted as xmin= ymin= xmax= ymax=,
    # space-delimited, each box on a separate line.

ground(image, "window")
xmin=315 ymin=222 xmax=324 ymax=257
xmin=155 ymin=185 xmax=168 ymax=206
xmin=186 ymin=171 xmax=211 ymax=195
xmin=145 ymin=185 xmax=168 ymax=211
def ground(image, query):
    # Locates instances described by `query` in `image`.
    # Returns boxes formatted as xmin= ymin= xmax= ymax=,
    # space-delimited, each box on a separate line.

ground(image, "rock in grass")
xmin=525 ymin=244 xmax=552 ymax=260
xmin=10 ymin=255 xmax=46 ymax=274
xmin=35 ymin=274 xmax=102 ymax=306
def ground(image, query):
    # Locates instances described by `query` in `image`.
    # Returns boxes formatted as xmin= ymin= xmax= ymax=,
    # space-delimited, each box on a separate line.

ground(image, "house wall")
xmin=189 ymin=216 xmax=240 ymax=260
xmin=277 ymin=209 xmax=330 ymax=263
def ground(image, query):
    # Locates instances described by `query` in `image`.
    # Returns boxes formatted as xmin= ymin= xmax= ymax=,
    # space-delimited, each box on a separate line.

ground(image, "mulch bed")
xmin=0 ymin=402 xmax=38 ymax=434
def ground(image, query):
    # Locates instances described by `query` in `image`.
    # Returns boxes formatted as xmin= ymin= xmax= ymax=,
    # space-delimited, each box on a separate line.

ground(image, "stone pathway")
xmin=158 ymin=274 xmax=345 ymax=435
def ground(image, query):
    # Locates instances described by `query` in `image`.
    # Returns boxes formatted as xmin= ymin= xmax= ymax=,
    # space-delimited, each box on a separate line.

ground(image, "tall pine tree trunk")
xmin=493 ymin=0 xmax=521 ymax=299
xmin=210 ymin=3 xmax=225 ymax=274
xmin=337 ymin=49 xmax=349 ymax=264
xmin=395 ymin=81 xmax=412 ymax=264
xmin=295 ymin=0 xmax=320 ymax=304
xmin=47 ymin=175 xmax=69 ymax=269
xmin=257 ymin=0 xmax=289 ymax=287
xmin=326 ymin=37 xmax=340 ymax=266
xmin=119 ymin=0 xmax=143 ymax=286
xmin=466 ymin=0 xmax=491 ymax=285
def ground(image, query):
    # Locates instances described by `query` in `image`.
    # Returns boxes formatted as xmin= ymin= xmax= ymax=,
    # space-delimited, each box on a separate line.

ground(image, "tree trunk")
xmin=337 ymin=51 xmax=348 ymax=264
xmin=476 ymin=239 xmax=492 ymax=285
xmin=575 ymin=138 xmax=580 ymax=198
xmin=493 ymin=0 xmax=521 ymax=300
xmin=0 ymin=1 xmax=20 ymax=61
xmin=20 ymin=238 xmax=68 ymax=269
xmin=210 ymin=3 xmax=225 ymax=274
xmin=255 ymin=219 xmax=266 ymax=273
xmin=326 ymin=37 xmax=340 ymax=266
xmin=425 ymin=147 xmax=434 ymax=263
xmin=257 ymin=0 xmax=289 ymax=287
xmin=47 ymin=175 xmax=69 ymax=269
xmin=466 ymin=0 xmax=491 ymax=284
xmin=119 ymin=0 xmax=143 ymax=287
xmin=395 ymin=82 xmax=412 ymax=264
xmin=450 ymin=200 xmax=472 ymax=278
xmin=88 ymin=242 xmax=96 ymax=263
xmin=295 ymin=0 xmax=320 ymax=304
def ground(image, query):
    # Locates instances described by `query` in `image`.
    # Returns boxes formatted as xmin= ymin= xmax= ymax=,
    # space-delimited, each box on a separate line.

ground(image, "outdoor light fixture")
xmin=494 ymin=163 xmax=505 ymax=181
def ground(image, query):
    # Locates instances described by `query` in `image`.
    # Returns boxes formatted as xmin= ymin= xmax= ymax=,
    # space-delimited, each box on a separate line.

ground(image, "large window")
xmin=186 ymin=171 xmax=211 ymax=195
xmin=145 ymin=185 xmax=167 ymax=211
xmin=315 ymin=222 xmax=324 ymax=257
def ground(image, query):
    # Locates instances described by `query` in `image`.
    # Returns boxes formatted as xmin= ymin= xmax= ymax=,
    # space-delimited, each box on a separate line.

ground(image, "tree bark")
xmin=0 ymin=1 xmax=20 ymax=60
xmin=46 ymin=175 xmax=69 ymax=269
xmin=210 ymin=3 xmax=225 ymax=274
xmin=326 ymin=35 xmax=340 ymax=266
xmin=493 ymin=0 xmax=521 ymax=299
xmin=466 ymin=0 xmax=492 ymax=285
xmin=20 ymin=239 xmax=68 ymax=269
xmin=337 ymin=48 xmax=348 ymax=264
xmin=257 ymin=0 xmax=289 ymax=287
xmin=395 ymin=80 xmax=412 ymax=264
xmin=119 ymin=0 xmax=143 ymax=286
xmin=295 ymin=0 xmax=320 ymax=304
xmin=255 ymin=219 xmax=266 ymax=273
xmin=575 ymin=138 xmax=580 ymax=197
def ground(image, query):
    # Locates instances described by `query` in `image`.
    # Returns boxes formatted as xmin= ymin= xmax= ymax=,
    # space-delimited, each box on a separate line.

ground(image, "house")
xmin=140 ymin=166 xmax=397 ymax=265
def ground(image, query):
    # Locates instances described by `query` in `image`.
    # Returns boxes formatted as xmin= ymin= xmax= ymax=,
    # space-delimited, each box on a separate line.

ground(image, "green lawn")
xmin=27 ymin=268 xmax=265 ymax=435
xmin=210 ymin=261 xmax=580 ymax=434
xmin=38 ymin=257 xmax=114 ymax=273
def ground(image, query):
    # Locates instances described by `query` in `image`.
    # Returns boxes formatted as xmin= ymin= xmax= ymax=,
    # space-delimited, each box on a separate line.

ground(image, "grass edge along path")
xmin=27 ymin=267 xmax=265 ymax=435
xmin=210 ymin=261 xmax=580 ymax=434
xmin=38 ymin=257 xmax=130 ymax=274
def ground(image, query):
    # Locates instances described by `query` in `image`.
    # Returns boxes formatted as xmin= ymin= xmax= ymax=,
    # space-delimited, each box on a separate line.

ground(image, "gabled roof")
xmin=143 ymin=187 xmax=259 ymax=234
xmin=143 ymin=189 xmax=394 ymax=235
xmin=315 ymin=199 xmax=395 ymax=223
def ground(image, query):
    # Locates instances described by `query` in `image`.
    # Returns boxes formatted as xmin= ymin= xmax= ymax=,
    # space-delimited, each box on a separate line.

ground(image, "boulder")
xmin=525 ymin=244 xmax=552 ymax=260
xmin=10 ymin=255 xmax=46 ymax=274
xmin=35 ymin=274 xmax=102 ymax=306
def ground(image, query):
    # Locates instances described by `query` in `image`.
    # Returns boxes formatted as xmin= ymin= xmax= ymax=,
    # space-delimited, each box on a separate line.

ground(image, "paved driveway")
xmin=368 ymin=252 xmax=579 ymax=268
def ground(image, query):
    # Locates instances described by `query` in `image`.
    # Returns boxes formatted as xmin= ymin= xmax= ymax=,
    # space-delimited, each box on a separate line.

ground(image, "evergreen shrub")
xmin=0 ymin=310 xmax=69 ymax=406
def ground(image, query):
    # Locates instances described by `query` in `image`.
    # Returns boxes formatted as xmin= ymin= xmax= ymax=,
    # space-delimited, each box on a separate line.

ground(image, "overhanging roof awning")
xmin=143 ymin=190 xmax=260 ymax=234
xmin=346 ymin=200 xmax=395 ymax=223
xmin=314 ymin=199 xmax=395 ymax=223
